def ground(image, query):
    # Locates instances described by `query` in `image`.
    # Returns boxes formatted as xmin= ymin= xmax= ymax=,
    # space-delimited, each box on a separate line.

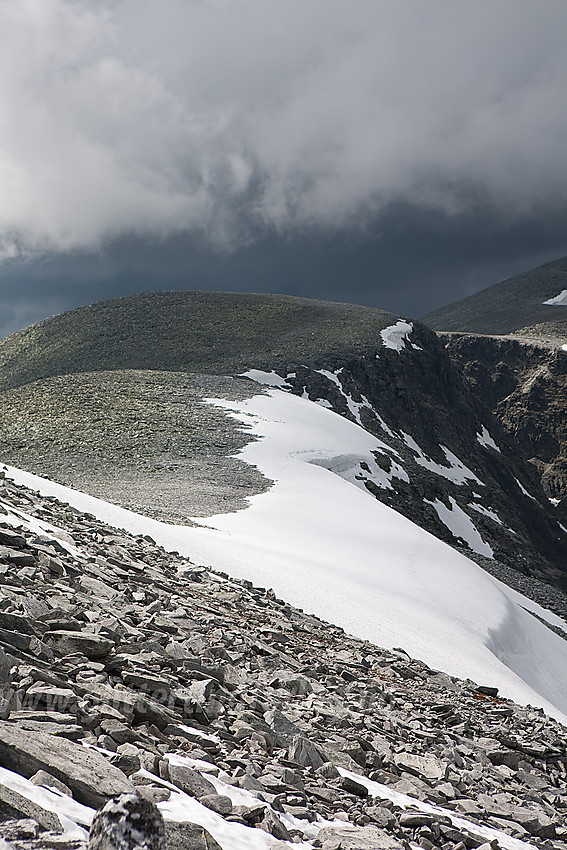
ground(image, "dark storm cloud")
xmin=1 ymin=0 xmax=567 ymax=260
xmin=2 ymin=203 xmax=565 ymax=339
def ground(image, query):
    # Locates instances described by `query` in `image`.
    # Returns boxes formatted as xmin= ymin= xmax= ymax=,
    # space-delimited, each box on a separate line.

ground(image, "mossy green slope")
xmin=0 ymin=291 xmax=398 ymax=392
xmin=422 ymin=256 xmax=567 ymax=337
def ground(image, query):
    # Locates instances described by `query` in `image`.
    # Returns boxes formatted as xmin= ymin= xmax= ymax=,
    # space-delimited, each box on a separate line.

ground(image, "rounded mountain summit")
xmin=0 ymin=291 xmax=401 ymax=392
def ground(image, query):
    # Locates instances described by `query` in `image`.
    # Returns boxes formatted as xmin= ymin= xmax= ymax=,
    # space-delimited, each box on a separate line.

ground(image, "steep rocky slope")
xmin=0 ymin=293 xmax=566 ymax=588
xmin=0 ymin=472 xmax=566 ymax=850
xmin=420 ymin=255 xmax=567 ymax=549
xmin=441 ymin=335 xmax=567 ymax=511
xmin=422 ymin=256 xmax=567 ymax=338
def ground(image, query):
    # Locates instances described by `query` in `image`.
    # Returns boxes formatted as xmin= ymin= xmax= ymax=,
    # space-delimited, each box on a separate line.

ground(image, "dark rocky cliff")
xmin=251 ymin=320 xmax=567 ymax=587
xmin=441 ymin=334 xmax=567 ymax=513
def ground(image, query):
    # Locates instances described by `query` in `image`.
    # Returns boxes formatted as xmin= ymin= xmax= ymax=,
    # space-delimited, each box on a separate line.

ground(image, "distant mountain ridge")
xmin=422 ymin=255 xmax=567 ymax=338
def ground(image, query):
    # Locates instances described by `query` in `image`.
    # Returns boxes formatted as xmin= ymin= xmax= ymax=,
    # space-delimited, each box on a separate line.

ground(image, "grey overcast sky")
xmin=1 ymin=0 xmax=567 ymax=338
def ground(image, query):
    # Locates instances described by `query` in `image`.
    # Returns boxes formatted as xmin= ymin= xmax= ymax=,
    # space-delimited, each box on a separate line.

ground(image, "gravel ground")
xmin=0 ymin=371 xmax=271 ymax=523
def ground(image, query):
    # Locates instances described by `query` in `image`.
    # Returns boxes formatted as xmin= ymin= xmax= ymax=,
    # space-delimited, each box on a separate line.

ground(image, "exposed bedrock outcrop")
xmin=442 ymin=333 xmax=567 ymax=506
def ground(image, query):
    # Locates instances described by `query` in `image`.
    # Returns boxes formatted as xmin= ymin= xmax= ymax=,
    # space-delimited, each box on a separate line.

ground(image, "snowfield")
xmin=5 ymin=388 xmax=567 ymax=725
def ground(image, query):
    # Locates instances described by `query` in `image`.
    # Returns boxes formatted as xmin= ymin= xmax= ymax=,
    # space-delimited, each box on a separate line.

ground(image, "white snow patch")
xmin=562 ymin=344 xmax=567 ymax=351
xmin=1 ymin=505 xmax=82 ymax=557
xmin=5 ymin=390 xmax=567 ymax=723
xmin=163 ymin=753 xmax=321 ymax=840
xmin=476 ymin=425 xmax=501 ymax=452
xmin=380 ymin=320 xmax=414 ymax=352
xmin=240 ymin=369 xmax=292 ymax=389
xmin=0 ymin=766 xmax=92 ymax=837
xmin=315 ymin=368 xmax=401 ymax=447
xmin=468 ymin=502 xmax=503 ymax=525
xmin=178 ymin=724 xmax=221 ymax=744
xmin=543 ymin=289 xmax=567 ymax=305
xmin=549 ymin=497 xmax=560 ymax=506
xmin=402 ymin=433 xmax=484 ymax=486
xmin=159 ymin=783 xmax=313 ymax=849
xmin=135 ymin=760 xmax=318 ymax=848
xmin=315 ymin=368 xmax=367 ymax=427
xmin=374 ymin=412 xmax=399 ymax=440
xmin=514 ymin=477 xmax=537 ymax=502
xmin=365 ymin=453 xmax=409 ymax=490
xmin=425 ymin=496 xmax=494 ymax=558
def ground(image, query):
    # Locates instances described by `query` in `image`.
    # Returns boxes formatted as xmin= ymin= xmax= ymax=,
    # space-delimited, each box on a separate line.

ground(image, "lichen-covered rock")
xmin=88 ymin=794 xmax=164 ymax=850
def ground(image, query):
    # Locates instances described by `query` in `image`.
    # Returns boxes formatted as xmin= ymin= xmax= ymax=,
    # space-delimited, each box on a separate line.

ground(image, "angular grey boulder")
xmin=263 ymin=708 xmax=301 ymax=745
xmin=394 ymin=752 xmax=448 ymax=782
xmin=198 ymin=793 xmax=233 ymax=816
xmin=0 ymin=721 xmax=134 ymax=808
xmin=161 ymin=762 xmax=216 ymax=800
xmin=0 ymin=783 xmax=63 ymax=833
xmin=164 ymin=821 xmax=223 ymax=850
xmin=316 ymin=823 xmax=406 ymax=849
xmin=288 ymin=735 xmax=326 ymax=769
xmin=44 ymin=630 xmax=114 ymax=660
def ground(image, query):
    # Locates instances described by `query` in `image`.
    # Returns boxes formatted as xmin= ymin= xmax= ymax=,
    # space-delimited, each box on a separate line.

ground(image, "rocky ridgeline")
xmin=0 ymin=473 xmax=566 ymax=850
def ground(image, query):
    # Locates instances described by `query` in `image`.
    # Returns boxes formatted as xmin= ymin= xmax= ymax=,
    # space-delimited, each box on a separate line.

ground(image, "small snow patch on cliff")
xmin=543 ymin=289 xmax=567 ymax=305
xmin=240 ymin=369 xmax=292 ymax=389
xmin=402 ymin=433 xmax=484 ymax=486
xmin=380 ymin=320 xmax=415 ymax=352
xmin=477 ymin=426 xmax=501 ymax=452
xmin=425 ymin=496 xmax=494 ymax=558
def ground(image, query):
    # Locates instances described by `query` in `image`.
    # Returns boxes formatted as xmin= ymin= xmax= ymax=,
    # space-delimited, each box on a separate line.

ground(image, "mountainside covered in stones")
xmin=1 ymin=471 xmax=567 ymax=850
xmin=0 ymin=292 xmax=398 ymax=392
xmin=0 ymin=292 xmax=566 ymax=594
xmin=422 ymin=256 xmax=567 ymax=340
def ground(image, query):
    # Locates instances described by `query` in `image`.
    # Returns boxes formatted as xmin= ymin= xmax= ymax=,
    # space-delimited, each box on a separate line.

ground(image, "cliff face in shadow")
xmin=442 ymin=334 xmax=567 ymax=515
xmin=266 ymin=322 xmax=567 ymax=585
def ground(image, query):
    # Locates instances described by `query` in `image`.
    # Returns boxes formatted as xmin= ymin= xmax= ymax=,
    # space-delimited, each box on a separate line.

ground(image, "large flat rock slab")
xmin=0 ymin=782 xmax=63 ymax=833
xmin=0 ymin=721 xmax=134 ymax=808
